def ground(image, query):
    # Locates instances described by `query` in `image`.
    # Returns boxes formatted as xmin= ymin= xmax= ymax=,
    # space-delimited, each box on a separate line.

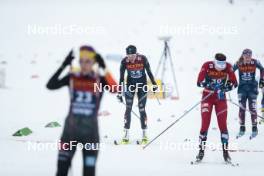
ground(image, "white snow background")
xmin=0 ymin=0 xmax=264 ymax=175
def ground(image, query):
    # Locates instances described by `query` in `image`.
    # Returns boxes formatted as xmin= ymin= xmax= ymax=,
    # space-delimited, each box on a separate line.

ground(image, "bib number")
xmin=72 ymin=91 xmax=95 ymax=116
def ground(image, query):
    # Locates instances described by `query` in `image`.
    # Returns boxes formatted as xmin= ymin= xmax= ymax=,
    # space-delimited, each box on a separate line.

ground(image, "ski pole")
xmin=227 ymin=99 xmax=264 ymax=120
xmin=120 ymin=100 xmax=141 ymax=119
xmin=137 ymin=91 xmax=161 ymax=107
xmin=153 ymin=92 xmax=161 ymax=105
xmin=143 ymin=91 xmax=214 ymax=150
xmin=119 ymin=88 xmax=141 ymax=119
xmin=137 ymin=93 xmax=148 ymax=106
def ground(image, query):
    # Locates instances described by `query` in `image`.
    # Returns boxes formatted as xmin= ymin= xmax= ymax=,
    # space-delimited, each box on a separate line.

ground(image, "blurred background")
xmin=0 ymin=0 xmax=264 ymax=175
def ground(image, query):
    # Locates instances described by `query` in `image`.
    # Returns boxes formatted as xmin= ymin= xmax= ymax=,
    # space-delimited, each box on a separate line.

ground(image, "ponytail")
xmin=237 ymin=55 xmax=244 ymax=65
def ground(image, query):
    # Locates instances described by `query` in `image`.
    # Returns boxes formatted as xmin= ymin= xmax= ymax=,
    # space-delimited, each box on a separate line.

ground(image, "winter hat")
xmin=126 ymin=45 xmax=137 ymax=55
xmin=79 ymin=45 xmax=96 ymax=60
xmin=242 ymin=48 xmax=252 ymax=56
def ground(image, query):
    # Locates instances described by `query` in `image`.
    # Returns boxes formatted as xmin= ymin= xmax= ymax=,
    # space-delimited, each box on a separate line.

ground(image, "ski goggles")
xmin=79 ymin=50 xmax=96 ymax=61
xmin=214 ymin=59 xmax=226 ymax=70
xmin=79 ymin=59 xmax=94 ymax=64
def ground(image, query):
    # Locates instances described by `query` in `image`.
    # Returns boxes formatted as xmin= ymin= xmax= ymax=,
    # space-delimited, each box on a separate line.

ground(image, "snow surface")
xmin=0 ymin=0 xmax=264 ymax=175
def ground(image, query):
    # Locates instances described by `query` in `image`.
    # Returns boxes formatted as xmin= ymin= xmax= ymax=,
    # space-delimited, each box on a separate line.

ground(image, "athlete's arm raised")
xmin=46 ymin=50 xmax=74 ymax=90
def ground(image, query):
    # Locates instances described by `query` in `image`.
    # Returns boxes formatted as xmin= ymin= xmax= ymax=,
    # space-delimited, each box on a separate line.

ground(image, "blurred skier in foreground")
xmin=195 ymin=53 xmax=237 ymax=163
xmin=233 ymin=49 xmax=264 ymax=139
xmin=117 ymin=45 xmax=158 ymax=145
xmin=47 ymin=46 xmax=118 ymax=176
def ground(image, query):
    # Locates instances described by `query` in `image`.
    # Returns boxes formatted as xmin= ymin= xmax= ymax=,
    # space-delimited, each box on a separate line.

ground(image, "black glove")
xmin=259 ymin=79 xmax=264 ymax=89
xmin=62 ymin=50 xmax=74 ymax=67
xmin=96 ymin=54 xmax=106 ymax=69
xmin=197 ymin=81 xmax=206 ymax=88
xmin=198 ymin=80 xmax=216 ymax=90
xmin=117 ymin=93 xmax=123 ymax=103
xmin=223 ymin=80 xmax=234 ymax=92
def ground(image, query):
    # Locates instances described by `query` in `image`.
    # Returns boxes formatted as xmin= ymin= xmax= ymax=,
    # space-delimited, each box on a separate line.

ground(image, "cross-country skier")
xmin=46 ymin=46 xmax=118 ymax=176
xmin=233 ymin=49 xmax=264 ymax=138
xmin=117 ymin=45 xmax=158 ymax=144
xmin=196 ymin=53 xmax=238 ymax=163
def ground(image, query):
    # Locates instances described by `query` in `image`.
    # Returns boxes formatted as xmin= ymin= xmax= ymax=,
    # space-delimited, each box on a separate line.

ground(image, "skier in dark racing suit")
xmin=117 ymin=45 xmax=158 ymax=144
xmin=47 ymin=46 xmax=118 ymax=176
xmin=233 ymin=49 xmax=264 ymax=138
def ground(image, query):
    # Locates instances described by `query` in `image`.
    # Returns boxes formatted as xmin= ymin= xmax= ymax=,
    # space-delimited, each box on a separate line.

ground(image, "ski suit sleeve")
xmin=197 ymin=62 xmax=208 ymax=87
xmin=144 ymin=56 xmax=157 ymax=85
xmin=256 ymin=60 xmax=264 ymax=79
xmin=102 ymin=71 xmax=119 ymax=93
xmin=233 ymin=63 xmax=239 ymax=72
xmin=46 ymin=66 xmax=70 ymax=90
xmin=119 ymin=59 xmax=126 ymax=85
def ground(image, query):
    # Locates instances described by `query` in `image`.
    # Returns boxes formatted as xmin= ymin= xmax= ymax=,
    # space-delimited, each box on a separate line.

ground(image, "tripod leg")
xmin=167 ymin=46 xmax=180 ymax=98
xmin=161 ymin=44 xmax=168 ymax=82
xmin=155 ymin=49 xmax=166 ymax=77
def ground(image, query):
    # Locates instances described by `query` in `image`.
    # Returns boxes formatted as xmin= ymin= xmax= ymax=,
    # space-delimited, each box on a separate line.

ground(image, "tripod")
xmin=155 ymin=36 xmax=179 ymax=99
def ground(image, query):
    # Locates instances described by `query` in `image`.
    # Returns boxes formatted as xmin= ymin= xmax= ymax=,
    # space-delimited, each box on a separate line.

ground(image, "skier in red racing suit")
xmin=196 ymin=53 xmax=237 ymax=163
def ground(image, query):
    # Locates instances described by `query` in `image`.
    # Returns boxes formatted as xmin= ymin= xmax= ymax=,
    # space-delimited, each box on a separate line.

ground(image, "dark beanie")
xmin=126 ymin=45 xmax=137 ymax=55
xmin=215 ymin=53 xmax=226 ymax=61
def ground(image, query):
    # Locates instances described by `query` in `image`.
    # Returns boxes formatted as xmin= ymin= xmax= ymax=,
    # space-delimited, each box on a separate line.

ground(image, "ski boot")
xmin=236 ymin=125 xmax=245 ymax=139
xmin=250 ymin=126 xmax=258 ymax=139
xmin=223 ymin=143 xmax=231 ymax=162
xmin=196 ymin=133 xmax=207 ymax=162
xmin=196 ymin=149 xmax=205 ymax=162
xmin=196 ymin=141 xmax=206 ymax=162
xmin=139 ymin=129 xmax=148 ymax=145
xmin=121 ymin=129 xmax=130 ymax=144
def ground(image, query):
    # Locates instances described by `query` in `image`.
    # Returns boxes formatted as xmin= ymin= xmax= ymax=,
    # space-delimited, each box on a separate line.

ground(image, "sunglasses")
xmin=215 ymin=59 xmax=226 ymax=69
xmin=79 ymin=59 xmax=94 ymax=64
xmin=127 ymin=54 xmax=137 ymax=57
xmin=243 ymin=53 xmax=252 ymax=57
